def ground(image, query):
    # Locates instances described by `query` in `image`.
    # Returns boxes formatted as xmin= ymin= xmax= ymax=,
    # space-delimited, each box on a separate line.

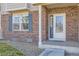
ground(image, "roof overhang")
xmin=33 ymin=3 xmax=79 ymax=9
xmin=32 ymin=3 xmax=49 ymax=6
xmin=46 ymin=3 xmax=79 ymax=8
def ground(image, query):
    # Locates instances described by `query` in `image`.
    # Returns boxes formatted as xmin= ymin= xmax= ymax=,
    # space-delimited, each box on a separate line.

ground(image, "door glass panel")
xmin=50 ymin=15 xmax=53 ymax=38
xmin=56 ymin=16 xmax=63 ymax=33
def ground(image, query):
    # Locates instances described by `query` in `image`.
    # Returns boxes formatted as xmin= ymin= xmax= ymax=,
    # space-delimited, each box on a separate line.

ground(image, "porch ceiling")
xmin=46 ymin=3 xmax=79 ymax=8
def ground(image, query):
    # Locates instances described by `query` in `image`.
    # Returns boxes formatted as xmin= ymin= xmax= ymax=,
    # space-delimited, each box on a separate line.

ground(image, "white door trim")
xmin=48 ymin=13 xmax=66 ymax=41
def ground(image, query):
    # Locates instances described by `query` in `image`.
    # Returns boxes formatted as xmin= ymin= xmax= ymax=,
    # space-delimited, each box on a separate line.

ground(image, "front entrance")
xmin=48 ymin=13 xmax=66 ymax=41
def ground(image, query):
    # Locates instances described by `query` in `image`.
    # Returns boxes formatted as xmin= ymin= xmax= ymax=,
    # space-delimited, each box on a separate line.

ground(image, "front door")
xmin=49 ymin=13 xmax=66 ymax=41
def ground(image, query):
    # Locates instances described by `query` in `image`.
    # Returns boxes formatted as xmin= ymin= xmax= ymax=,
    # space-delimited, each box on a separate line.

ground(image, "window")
xmin=50 ymin=15 xmax=53 ymax=38
xmin=13 ymin=16 xmax=20 ymax=31
xmin=12 ymin=14 xmax=29 ymax=31
xmin=56 ymin=16 xmax=63 ymax=33
xmin=21 ymin=16 xmax=29 ymax=30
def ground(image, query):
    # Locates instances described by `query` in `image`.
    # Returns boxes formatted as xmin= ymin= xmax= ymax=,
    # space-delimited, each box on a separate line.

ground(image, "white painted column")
xmin=38 ymin=5 xmax=42 ymax=46
xmin=0 ymin=13 xmax=3 ymax=39
xmin=0 ymin=14 xmax=1 ymax=29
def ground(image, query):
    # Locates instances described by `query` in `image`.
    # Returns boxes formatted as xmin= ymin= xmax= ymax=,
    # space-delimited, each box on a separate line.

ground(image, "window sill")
xmin=13 ymin=30 xmax=29 ymax=32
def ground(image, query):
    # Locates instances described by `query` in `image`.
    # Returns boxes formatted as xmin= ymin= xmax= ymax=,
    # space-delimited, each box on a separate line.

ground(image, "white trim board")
xmin=38 ymin=5 xmax=42 ymax=45
xmin=0 ymin=14 xmax=3 ymax=39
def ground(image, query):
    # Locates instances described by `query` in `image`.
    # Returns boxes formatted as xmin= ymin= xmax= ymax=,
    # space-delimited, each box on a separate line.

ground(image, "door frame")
xmin=48 ymin=13 xmax=66 ymax=41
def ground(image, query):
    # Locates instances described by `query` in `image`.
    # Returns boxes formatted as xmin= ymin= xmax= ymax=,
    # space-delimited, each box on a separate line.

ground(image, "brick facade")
xmin=1 ymin=6 xmax=79 ymax=44
xmin=42 ymin=6 xmax=48 ymax=41
xmin=1 ymin=11 xmax=39 ymax=44
xmin=44 ymin=6 xmax=79 ymax=41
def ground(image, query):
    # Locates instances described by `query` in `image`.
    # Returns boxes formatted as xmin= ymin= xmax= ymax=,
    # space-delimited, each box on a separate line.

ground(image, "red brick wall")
xmin=1 ymin=6 xmax=79 ymax=43
xmin=46 ymin=6 xmax=78 ymax=41
xmin=77 ymin=7 xmax=79 ymax=41
xmin=1 ymin=11 xmax=39 ymax=44
xmin=42 ymin=6 xmax=48 ymax=41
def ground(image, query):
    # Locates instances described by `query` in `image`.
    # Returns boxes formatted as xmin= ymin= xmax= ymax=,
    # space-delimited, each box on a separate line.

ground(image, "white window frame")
xmin=12 ymin=14 xmax=29 ymax=31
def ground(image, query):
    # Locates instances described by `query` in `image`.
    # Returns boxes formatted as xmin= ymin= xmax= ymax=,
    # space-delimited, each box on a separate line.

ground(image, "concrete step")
xmin=39 ymin=48 xmax=65 ymax=56
xmin=39 ymin=44 xmax=79 ymax=55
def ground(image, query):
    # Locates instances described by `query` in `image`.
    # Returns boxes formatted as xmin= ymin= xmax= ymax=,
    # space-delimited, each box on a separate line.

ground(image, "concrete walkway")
xmin=0 ymin=40 xmax=79 ymax=56
xmin=0 ymin=40 xmax=43 ymax=56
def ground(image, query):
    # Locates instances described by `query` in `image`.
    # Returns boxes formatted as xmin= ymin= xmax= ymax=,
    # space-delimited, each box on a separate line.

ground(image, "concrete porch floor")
xmin=40 ymin=40 xmax=79 ymax=55
xmin=43 ymin=40 xmax=79 ymax=48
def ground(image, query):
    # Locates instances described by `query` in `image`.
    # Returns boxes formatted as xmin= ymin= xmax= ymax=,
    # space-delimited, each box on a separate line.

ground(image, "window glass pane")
xmin=56 ymin=16 xmax=63 ymax=33
xmin=22 ymin=16 xmax=29 ymax=23
xmin=13 ymin=17 xmax=20 ymax=23
xmin=13 ymin=23 xmax=20 ymax=30
xmin=21 ymin=23 xmax=28 ymax=30
xmin=50 ymin=15 xmax=53 ymax=38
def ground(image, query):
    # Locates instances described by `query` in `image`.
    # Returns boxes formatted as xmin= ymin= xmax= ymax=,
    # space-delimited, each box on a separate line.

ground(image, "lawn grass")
xmin=0 ymin=43 xmax=24 ymax=56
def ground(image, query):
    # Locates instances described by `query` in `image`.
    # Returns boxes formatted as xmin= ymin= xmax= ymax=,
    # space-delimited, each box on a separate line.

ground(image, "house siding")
xmin=1 ymin=11 xmax=39 ymax=44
